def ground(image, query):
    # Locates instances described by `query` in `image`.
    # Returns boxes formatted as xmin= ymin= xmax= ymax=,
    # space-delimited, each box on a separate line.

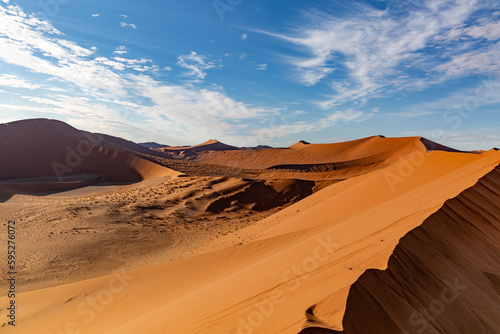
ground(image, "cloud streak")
xmin=255 ymin=0 xmax=499 ymax=109
xmin=177 ymin=51 xmax=217 ymax=80
xmin=120 ymin=22 xmax=137 ymax=29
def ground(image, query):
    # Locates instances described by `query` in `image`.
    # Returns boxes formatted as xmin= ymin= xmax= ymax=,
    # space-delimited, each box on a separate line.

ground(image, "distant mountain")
xmin=249 ymin=145 xmax=273 ymax=150
xmin=161 ymin=139 xmax=241 ymax=153
xmin=139 ymin=142 xmax=170 ymax=149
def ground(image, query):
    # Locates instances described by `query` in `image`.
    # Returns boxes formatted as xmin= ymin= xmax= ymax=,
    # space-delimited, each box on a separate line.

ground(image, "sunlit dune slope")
xmin=2 ymin=148 xmax=499 ymax=333
xmin=302 ymin=164 xmax=500 ymax=333
xmin=192 ymin=136 xmax=425 ymax=169
xmin=188 ymin=136 xmax=464 ymax=182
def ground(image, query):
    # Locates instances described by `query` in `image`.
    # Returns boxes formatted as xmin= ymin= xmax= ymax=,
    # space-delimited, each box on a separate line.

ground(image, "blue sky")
xmin=0 ymin=0 xmax=499 ymax=149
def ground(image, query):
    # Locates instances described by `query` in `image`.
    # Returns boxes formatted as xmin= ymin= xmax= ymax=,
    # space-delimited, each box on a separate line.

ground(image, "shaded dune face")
xmin=0 ymin=122 xmax=172 ymax=183
xmin=301 ymin=165 xmax=500 ymax=334
xmin=205 ymin=179 xmax=315 ymax=213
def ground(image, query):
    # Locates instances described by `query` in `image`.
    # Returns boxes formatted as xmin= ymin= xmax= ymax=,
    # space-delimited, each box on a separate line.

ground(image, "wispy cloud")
xmin=256 ymin=64 xmax=267 ymax=71
xmin=435 ymin=17 xmax=500 ymax=42
xmin=435 ymin=42 xmax=500 ymax=77
xmin=91 ymin=14 xmax=100 ymax=18
xmin=242 ymin=33 xmax=247 ymax=40
xmin=405 ymin=77 xmax=500 ymax=115
xmin=255 ymin=0 xmax=498 ymax=109
xmin=113 ymin=45 xmax=128 ymax=54
xmin=0 ymin=74 xmax=42 ymax=89
xmin=120 ymin=22 xmax=137 ymax=29
xmin=177 ymin=51 xmax=218 ymax=80
xmin=0 ymin=4 xmax=126 ymax=96
xmin=114 ymin=57 xmax=159 ymax=72
xmin=248 ymin=108 xmax=375 ymax=142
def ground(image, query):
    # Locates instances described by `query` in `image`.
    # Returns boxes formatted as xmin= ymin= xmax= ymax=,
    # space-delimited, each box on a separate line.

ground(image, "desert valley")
xmin=0 ymin=118 xmax=499 ymax=333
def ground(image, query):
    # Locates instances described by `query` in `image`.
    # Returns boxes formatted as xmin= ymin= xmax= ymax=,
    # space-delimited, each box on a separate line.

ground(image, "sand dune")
xmin=5 ymin=119 xmax=165 ymax=159
xmin=1 ymin=119 xmax=498 ymax=333
xmin=302 ymin=165 xmax=500 ymax=333
xmin=0 ymin=120 xmax=177 ymax=200
xmin=184 ymin=136 xmax=439 ymax=183
xmin=191 ymin=136 xmax=425 ymax=168
xmin=2 ymin=144 xmax=498 ymax=333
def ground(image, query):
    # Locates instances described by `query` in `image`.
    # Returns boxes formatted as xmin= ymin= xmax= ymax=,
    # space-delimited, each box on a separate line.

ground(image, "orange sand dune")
xmin=2 ymin=147 xmax=499 ymax=333
xmin=302 ymin=165 xmax=500 ymax=333
xmin=189 ymin=136 xmax=445 ymax=184
xmin=192 ymin=136 xmax=424 ymax=169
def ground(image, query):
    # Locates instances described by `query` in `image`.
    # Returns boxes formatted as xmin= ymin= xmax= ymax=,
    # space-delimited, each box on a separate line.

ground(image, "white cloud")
xmin=436 ymin=42 xmax=500 ymax=77
xmin=177 ymin=51 xmax=217 ymax=80
xmin=91 ymin=14 xmax=100 ymax=18
xmin=406 ymin=77 xmax=500 ymax=114
xmin=113 ymin=57 xmax=158 ymax=72
xmin=436 ymin=18 xmax=500 ymax=42
xmin=249 ymin=109 xmax=374 ymax=140
xmin=120 ymin=14 xmax=127 ymax=18
xmin=0 ymin=4 xmax=128 ymax=96
xmin=132 ymin=79 xmax=279 ymax=138
xmin=114 ymin=57 xmax=152 ymax=65
xmin=242 ymin=34 xmax=247 ymax=40
xmin=57 ymin=39 xmax=95 ymax=57
xmin=256 ymin=64 xmax=267 ymax=70
xmin=0 ymin=74 xmax=41 ymax=89
xmin=113 ymin=45 xmax=128 ymax=54
xmin=120 ymin=22 xmax=137 ymax=29
xmin=255 ymin=0 xmax=486 ymax=108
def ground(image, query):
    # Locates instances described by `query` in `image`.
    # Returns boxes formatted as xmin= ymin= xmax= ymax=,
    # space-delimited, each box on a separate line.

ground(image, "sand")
xmin=1 ymin=119 xmax=499 ymax=333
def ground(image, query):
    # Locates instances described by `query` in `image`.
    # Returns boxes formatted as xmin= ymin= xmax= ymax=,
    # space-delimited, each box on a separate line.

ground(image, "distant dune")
xmin=192 ymin=136 xmax=425 ymax=169
xmin=0 ymin=119 xmax=176 ymax=199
